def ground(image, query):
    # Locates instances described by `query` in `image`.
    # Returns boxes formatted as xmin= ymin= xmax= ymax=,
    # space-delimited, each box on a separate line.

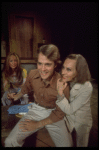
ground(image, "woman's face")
xmin=9 ymin=55 xmax=18 ymax=70
xmin=61 ymin=58 xmax=77 ymax=82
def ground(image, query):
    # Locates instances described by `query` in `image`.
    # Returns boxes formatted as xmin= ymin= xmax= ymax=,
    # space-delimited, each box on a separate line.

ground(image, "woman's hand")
xmin=7 ymin=93 xmax=19 ymax=101
xmin=19 ymin=119 xmax=40 ymax=132
xmin=57 ymin=78 xmax=67 ymax=96
xmin=7 ymin=91 xmax=23 ymax=101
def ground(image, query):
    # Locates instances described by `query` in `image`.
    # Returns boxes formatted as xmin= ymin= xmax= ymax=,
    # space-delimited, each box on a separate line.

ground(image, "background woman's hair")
xmin=65 ymin=54 xmax=91 ymax=83
xmin=37 ymin=44 xmax=62 ymax=72
xmin=3 ymin=52 xmax=23 ymax=82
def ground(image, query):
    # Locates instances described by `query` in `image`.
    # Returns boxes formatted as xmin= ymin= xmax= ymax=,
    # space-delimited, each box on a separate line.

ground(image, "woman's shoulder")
xmin=22 ymin=68 xmax=27 ymax=73
xmin=84 ymin=81 xmax=92 ymax=87
xmin=73 ymin=81 xmax=93 ymax=91
xmin=22 ymin=68 xmax=27 ymax=77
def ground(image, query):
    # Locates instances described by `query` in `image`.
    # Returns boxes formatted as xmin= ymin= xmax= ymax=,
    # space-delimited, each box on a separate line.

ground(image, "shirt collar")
xmin=33 ymin=69 xmax=41 ymax=79
xmin=43 ymin=71 xmax=57 ymax=88
xmin=50 ymin=71 xmax=59 ymax=89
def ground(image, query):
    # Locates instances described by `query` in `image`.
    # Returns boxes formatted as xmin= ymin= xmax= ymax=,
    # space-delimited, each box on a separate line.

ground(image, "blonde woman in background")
xmin=1 ymin=52 xmax=29 ymax=106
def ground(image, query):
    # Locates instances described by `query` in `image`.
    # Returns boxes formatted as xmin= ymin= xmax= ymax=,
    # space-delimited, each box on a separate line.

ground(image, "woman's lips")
xmin=62 ymin=76 xmax=67 ymax=79
xmin=12 ymin=65 xmax=16 ymax=68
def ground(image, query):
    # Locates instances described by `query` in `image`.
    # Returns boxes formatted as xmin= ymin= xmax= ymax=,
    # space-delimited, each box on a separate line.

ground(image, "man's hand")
xmin=7 ymin=93 xmax=16 ymax=100
xmin=19 ymin=119 xmax=40 ymax=132
xmin=19 ymin=117 xmax=53 ymax=132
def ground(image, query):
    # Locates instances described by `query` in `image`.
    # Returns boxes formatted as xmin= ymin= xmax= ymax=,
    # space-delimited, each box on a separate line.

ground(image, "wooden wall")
xmin=1 ymin=10 xmax=51 ymax=63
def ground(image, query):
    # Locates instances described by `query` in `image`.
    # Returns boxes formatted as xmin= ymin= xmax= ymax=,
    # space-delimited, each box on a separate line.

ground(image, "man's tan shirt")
xmin=21 ymin=69 xmax=70 ymax=122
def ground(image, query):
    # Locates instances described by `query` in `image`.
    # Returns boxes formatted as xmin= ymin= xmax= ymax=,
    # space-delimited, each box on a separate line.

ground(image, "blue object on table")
xmin=7 ymin=103 xmax=33 ymax=114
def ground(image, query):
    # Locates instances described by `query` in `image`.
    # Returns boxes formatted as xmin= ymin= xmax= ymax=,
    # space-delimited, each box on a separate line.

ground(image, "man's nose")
xmin=41 ymin=65 xmax=46 ymax=71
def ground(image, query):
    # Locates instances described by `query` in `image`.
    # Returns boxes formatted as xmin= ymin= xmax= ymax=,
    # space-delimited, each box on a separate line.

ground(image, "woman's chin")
xmin=62 ymin=78 xmax=68 ymax=83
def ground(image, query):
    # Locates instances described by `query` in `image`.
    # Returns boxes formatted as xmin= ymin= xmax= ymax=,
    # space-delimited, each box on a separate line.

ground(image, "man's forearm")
xmin=14 ymin=91 xmax=23 ymax=101
xmin=37 ymin=117 xmax=53 ymax=128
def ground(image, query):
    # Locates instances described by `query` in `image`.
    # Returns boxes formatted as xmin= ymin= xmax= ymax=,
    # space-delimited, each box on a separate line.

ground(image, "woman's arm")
xmin=2 ymin=72 xmax=10 ymax=92
xmin=7 ymin=91 xmax=24 ymax=101
xmin=3 ymin=80 xmax=8 ymax=90
xmin=56 ymin=82 xmax=93 ymax=115
xmin=20 ymin=68 xmax=27 ymax=87
xmin=7 ymin=69 xmax=31 ymax=100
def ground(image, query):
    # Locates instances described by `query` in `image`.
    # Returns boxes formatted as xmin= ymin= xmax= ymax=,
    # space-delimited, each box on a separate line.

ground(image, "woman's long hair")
xmin=3 ymin=52 xmax=23 ymax=83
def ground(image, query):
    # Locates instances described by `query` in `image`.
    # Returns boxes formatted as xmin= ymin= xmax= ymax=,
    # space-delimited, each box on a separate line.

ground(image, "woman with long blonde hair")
xmin=1 ymin=52 xmax=29 ymax=105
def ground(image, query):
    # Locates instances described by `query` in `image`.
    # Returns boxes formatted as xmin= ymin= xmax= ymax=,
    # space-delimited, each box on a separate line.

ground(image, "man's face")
xmin=37 ymin=52 xmax=56 ymax=80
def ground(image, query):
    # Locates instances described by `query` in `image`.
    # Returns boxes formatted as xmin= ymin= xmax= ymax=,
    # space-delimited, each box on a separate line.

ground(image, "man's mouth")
xmin=40 ymin=72 xmax=48 ymax=76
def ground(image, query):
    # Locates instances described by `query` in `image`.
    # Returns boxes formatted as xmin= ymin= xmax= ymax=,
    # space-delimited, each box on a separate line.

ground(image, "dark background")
xmin=1 ymin=2 xmax=98 ymax=82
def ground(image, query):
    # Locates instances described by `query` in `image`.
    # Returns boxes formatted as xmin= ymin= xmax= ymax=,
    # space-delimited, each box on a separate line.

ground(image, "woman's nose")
xmin=62 ymin=69 xmax=66 ymax=74
xmin=11 ymin=61 xmax=14 ymax=64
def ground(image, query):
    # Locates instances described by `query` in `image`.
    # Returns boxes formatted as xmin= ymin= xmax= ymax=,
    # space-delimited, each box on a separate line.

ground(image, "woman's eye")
xmin=67 ymin=68 xmax=71 ymax=71
xmin=62 ymin=66 xmax=65 ymax=69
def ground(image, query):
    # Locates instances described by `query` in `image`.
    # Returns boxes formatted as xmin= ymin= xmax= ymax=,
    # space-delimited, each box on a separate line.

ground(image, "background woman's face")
xmin=61 ymin=58 xmax=77 ymax=82
xmin=9 ymin=55 xmax=18 ymax=70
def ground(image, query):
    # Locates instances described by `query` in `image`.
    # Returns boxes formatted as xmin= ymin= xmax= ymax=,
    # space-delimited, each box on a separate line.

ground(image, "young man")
xmin=5 ymin=44 xmax=72 ymax=147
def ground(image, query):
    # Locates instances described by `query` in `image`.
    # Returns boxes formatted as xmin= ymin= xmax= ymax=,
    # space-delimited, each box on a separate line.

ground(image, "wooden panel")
xmin=1 ymin=59 xmax=36 ymax=64
xmin=15 ymin=16 xmax=34 ymax=59
xmin=6 ymin=12 xmax=51 ymax=64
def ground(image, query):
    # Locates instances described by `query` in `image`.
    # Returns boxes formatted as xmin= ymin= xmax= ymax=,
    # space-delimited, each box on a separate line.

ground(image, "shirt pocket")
xmin=45 ymin=88 xmax=58 ymax=102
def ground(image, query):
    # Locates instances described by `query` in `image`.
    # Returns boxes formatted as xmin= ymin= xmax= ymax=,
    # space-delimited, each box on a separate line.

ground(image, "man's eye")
xmin=38 ymin=62 xmax=42 ymax=65
xmin=45 ymin=63 xmax=51 ymax=66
